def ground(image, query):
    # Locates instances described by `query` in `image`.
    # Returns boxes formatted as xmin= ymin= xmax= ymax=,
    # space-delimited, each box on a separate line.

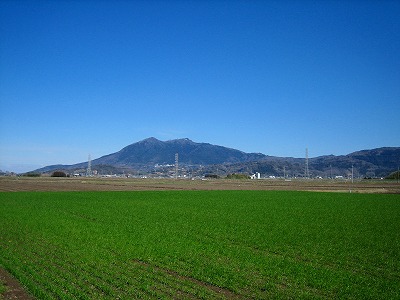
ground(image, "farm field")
xmin=1 ymin=190 xmax=399 ymax=299
xmin=1 ymin=176 xmax=400 ymax=193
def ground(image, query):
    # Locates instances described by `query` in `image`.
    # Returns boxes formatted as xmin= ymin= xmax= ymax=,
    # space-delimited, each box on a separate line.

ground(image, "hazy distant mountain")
xmin=32 ymin=138 xmax=399 ymax=178
xmin=219 ymin=147 xmax=400 ymax=178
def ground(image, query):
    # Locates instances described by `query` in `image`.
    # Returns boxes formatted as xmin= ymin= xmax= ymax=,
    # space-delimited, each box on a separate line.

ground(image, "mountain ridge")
xmin=92 ymin=137 xmax=267 ymax=167
xmin=32 ymin=138 xmax=400 ymax=178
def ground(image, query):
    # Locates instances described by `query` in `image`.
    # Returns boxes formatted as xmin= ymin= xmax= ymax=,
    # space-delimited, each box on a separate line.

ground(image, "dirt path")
xmin=0 ymin=268 xmax=33 ymax=300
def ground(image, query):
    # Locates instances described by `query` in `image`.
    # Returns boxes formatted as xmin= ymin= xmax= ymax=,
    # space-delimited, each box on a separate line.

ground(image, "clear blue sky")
xmin=1 ymin=0 xmax=399 ymax=172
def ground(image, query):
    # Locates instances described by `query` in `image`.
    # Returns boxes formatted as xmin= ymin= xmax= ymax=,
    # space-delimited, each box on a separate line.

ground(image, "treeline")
xmin=204 ymin=173 xmax=251 ymax=179
xmin=385 ymin=170 xmax=400 ymax=180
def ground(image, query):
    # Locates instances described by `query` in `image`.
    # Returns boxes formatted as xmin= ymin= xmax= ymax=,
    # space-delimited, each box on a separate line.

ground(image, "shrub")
xmin=51 ymin=171 xmax=67 ymax=177
xmin=205 ymin=174 xmax=219 ymax=179
xmin=226 ymin=173 xmax=250 ymax=179
xmin=23 ymin=172 xmax=41 ymax=177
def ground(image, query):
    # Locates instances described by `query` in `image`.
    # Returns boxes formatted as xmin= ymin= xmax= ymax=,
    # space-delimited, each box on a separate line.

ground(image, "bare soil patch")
xmin=0 ymin=176 xmax=399 ymax=193
xmin=0 ymin=268 xmax=33 ymax=300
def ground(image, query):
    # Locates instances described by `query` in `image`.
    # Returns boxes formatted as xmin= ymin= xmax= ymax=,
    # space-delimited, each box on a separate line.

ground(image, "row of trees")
xmin=385 ymin=170 xmax=400 ymax=181
xmin=51 ymin=171 xmax=67 ymax=177
xmin=22 ymin=171 xmax=67 ymax=177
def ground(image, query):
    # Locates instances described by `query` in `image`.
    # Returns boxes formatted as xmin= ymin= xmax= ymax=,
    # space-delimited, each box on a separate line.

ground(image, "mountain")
xmin=32 ymin=138 xmax=400 ymax=178
xmin=221 ymin=147 xmax=400 ymax=178
xmin=33 ymin=137 xmax=267 ymax=174
xmin=93 ymin=137 xmax=266 ymax=167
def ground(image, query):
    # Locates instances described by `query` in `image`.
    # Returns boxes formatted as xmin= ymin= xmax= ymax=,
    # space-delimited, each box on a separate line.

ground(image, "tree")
xmin=51 ymin=171 xmax=67 ymax=177
xmin=385 ymin=170 xmax=400 ymax=181
xmin=205 ymin=174 xmax=219 ymax=179
xmin=23 ymin=172 xmax=41 ymax=177
xmin=226 ymin=173 xmax=250 ymax=179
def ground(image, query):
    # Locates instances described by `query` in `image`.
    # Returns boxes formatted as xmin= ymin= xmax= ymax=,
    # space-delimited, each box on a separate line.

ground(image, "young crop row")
xmin=1 ymin=190 xmax=399 ymax=299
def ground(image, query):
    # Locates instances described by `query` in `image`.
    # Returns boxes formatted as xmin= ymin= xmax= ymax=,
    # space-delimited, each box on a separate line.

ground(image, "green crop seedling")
xmin=0 ymin=191 xmax=399 ymax=299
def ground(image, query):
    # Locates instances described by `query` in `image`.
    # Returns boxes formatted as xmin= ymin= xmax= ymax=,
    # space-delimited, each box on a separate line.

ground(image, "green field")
xmin=0 ymin=191 xmax=399 ymax=299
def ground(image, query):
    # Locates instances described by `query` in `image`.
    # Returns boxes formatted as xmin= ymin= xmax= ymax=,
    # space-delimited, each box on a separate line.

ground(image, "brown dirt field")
xmin=1 ymin=176 xmax=399 ymax=193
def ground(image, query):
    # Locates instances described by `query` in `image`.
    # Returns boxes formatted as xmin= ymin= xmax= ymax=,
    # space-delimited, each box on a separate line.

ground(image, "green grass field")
xmin=1 ymin=191 xmax=399 ymax=299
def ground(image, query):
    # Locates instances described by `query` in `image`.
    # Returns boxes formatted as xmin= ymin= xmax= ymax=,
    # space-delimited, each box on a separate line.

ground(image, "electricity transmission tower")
xmin=86 ymin=154 xmax=92 ymax=177
xmin=305 ymin=148 xmax=309 ymax=179
xmin=175 ymin=153 xmax=179 ymax=179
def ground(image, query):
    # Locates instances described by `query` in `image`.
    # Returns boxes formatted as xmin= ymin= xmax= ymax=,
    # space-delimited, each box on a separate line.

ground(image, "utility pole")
xmin=352 ymin=165 xmax=354 ymax=184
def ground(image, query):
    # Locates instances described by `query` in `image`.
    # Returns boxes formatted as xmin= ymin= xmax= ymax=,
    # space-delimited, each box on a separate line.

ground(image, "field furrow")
xmin=1 ymin=190 xmax=399 ymax=299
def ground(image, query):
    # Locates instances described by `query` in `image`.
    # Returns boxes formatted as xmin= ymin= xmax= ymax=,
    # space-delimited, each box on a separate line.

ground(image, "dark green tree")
xmin=51 ymin=171 xmax=67 ymax=177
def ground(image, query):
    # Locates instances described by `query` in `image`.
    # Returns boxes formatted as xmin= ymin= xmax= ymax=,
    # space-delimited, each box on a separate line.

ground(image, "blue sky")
xmin=1 ymin=0 xmax=399 ymax=172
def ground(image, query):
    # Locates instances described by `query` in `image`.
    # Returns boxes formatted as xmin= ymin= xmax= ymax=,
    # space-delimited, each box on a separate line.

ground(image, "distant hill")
xmin=309 ymin=148 xmax=399 ymax=178
xmin=32 ymin=138 xmax=399 ymax=178
xmin=218 ymin=148 xmax=400 ymax=178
